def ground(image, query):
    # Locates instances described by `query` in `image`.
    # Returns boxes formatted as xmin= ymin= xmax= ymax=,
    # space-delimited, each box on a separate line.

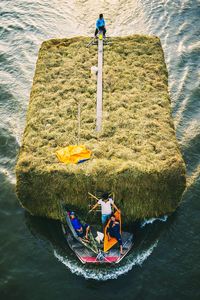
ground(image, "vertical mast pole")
xmin=96 ymin=35 xmax=103 ymax=132
xmin=77 ymin=102 xmax=81 ymax=144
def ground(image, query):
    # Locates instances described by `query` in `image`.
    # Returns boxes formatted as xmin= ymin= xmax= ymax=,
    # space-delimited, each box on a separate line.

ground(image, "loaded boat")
xmin=60 ymin=31 xmax=134 ymax=264
xmin=61 ymin=209 xmax=133 ymax=264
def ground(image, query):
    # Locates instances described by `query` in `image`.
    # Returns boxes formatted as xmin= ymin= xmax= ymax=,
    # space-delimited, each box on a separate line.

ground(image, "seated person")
xmin=95 ymin=13 xmax=106 ymax=38
xmin=107 ymin=214 xmax=123 ymax=255
xmin=69 ymin=212 xmax=90 ymax=241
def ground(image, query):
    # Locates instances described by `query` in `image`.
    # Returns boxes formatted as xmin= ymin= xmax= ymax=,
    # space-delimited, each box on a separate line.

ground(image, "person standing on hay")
xmin=95 ymin=13 xmax=106 ymax=38
xmin=89 ymin=192 xmax=120 ymax=228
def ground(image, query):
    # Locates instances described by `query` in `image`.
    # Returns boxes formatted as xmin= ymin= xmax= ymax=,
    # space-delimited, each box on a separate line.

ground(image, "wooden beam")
xmin=96 ymin=37 xmax=103 ymax=132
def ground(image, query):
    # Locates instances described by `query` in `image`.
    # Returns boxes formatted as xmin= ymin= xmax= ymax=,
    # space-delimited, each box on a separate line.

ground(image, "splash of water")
xmin=54 ymin=241 xmax=158 ymax=280
xmin=141 ymin=216 xmax=168 ymax=228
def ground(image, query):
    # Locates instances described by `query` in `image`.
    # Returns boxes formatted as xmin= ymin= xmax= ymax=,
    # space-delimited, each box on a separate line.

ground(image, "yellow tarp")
xmin=56 ymin=145 xmax=92 ymax=164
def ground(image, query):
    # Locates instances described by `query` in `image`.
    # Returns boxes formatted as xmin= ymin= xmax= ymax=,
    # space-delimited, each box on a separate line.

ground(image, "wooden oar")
xmin=88 ymin=192 xmax=99 ymax=201
xmin=88 ymin=191 xmax=114 ymax=201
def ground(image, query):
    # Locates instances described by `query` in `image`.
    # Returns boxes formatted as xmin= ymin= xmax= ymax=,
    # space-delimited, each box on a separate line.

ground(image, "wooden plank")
xmin=96 ymin=37 xmax=103 ymax=132
xmin=77 ymin=102 xmax=81 ymax=144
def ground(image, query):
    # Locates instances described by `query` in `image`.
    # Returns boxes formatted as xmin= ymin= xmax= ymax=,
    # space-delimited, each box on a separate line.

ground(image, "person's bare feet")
xmin=82 ymin=238 xmax=89 ymax=243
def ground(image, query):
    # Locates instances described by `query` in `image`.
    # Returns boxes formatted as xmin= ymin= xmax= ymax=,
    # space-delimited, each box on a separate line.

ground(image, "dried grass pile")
xmin=16 ymin=35 xmax=186 ymax=222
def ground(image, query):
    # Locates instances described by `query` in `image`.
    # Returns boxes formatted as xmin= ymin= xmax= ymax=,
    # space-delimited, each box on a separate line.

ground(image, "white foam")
xmin=141 ymin=215 xmax=168 ymax=228
xmin=187 ymin=41 xmax=200 ymax=53
xmin=53 ymin=241 xmax=158 ymax=281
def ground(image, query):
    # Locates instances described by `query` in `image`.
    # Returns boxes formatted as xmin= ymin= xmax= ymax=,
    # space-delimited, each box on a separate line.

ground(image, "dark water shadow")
xmin=24 ymin=212 xmax=69 ymax=253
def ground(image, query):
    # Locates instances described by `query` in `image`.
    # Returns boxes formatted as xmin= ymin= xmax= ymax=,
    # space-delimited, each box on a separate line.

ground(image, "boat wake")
xmin=53 ymin=241 xmax=158 ymax=281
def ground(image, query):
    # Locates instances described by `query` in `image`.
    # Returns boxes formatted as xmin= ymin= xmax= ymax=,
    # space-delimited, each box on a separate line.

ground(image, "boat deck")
xmin=63 ymin=225 xmax=133 ymax=264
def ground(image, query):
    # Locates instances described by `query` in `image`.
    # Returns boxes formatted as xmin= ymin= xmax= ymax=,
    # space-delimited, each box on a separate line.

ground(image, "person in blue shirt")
xmin=95 ymin=13 xmax=106 ymax=38
xmin=69 ymin=212 xmax=90 ymax=240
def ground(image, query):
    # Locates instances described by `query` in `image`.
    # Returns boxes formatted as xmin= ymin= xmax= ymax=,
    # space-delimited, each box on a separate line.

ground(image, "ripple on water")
xmin=0 ymin=126 xmax=19 ymax=182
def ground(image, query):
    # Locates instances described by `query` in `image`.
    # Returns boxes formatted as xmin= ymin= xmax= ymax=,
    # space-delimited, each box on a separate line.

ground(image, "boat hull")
xmin=62 ymin=223 xmax=133 ymax=264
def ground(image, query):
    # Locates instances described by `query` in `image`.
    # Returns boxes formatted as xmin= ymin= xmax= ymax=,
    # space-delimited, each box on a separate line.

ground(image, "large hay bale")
xmin=16 ymin=35 xmax=186 ymax=222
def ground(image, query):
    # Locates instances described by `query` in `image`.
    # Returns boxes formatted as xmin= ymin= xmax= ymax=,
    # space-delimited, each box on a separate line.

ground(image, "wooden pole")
xmin=88 ymin=192 xmax=99 ymax=201
xmin=96 ymin=35 xmax=103 ymax=132
xmin=77 ymin=102 xmax=81 ymax=144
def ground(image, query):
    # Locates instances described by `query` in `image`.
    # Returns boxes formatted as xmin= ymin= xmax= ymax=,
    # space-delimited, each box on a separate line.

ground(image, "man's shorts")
xmin=76 ymin=224 xmax=89 ymax=238
xmin=101 ymin=214 xmax=111 ymax=225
